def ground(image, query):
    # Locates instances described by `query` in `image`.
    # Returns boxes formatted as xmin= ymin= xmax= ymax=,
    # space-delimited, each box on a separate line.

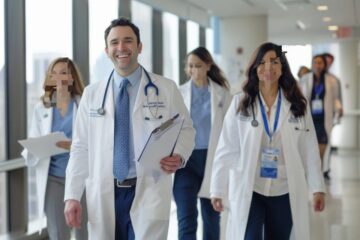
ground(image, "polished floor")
xmin=310 ymin=149 xmax=360 ymax=240
xmin=168 ymin=149 xmax=360 ymax=240
xmin=4 ymin=148 xmax=358 ymax=239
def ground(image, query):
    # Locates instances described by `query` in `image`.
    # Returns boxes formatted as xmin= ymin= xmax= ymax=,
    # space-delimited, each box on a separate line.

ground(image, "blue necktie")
xmin=113 ymin=78 xmax=130 ymax=182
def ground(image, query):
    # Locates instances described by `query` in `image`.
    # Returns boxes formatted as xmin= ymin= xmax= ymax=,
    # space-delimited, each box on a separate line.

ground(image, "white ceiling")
xmin=184 ymin=0 xmax=360 ymax=44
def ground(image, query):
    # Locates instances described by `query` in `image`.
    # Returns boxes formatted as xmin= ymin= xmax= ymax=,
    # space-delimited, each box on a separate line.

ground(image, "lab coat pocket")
xmin=141 ymin=103 xmax=168 ymax=122
xmin=228 ymin=169 xmax=244 ymax=202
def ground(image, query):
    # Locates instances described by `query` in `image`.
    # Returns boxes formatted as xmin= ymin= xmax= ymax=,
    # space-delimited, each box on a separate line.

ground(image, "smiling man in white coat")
xmin=64 ymin=17 xmax=195 ymax=240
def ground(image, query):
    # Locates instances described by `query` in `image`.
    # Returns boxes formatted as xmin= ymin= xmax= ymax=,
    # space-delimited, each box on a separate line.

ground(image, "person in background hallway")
xmin=323 ymin=52 xmax=343 ymax=106
xmin=300 ymin=55 xmax=343 ymax=180
xmin=22 ymin=57 xmax=88 ymax=240
xmin=174 ymin=46 xmax=232 ymax=240
xmin=297 ymin=65 xmax=311 ymax=80
xmin=64 ymin=17 xmax=195 ymax=240
xmin=211 ymin=42 xmax=326 ymax=240
xmin=322 ymin=52 xmax=343 ymax=179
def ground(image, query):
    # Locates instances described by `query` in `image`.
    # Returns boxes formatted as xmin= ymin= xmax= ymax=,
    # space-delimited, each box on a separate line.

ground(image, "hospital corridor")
xmin=1 ymin=0 xmax=360 ymax=239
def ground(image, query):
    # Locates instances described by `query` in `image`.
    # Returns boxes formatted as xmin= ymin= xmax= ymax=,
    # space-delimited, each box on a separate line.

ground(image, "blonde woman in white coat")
xmin=174 ymin=47 xmax=232 ymax=240
xmin=22 ymin=58 xmax=87 ymax=240
xmin=300 ymin=55 xmax=342 ymax=178
xmin=211 ymin=43 xmax=326 ymax=240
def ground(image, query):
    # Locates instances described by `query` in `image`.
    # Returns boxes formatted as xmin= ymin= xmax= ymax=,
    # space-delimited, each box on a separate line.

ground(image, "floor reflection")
xmin=168 ymin=149 xmax=360 ymax=240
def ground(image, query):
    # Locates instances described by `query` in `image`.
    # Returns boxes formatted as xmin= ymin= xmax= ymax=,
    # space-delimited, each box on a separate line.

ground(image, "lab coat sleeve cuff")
xmin=173 ymin=153 xmax=186 ymax=168
xmin=64 ymin=193 xmax=82 ymax=202
xmin=312 ymin=188 xmax=327 ymax=195
xmin=179 ymin=155 xmax=186 ymax=168
xmin=210 ymin=191 xmax=225 ymax=199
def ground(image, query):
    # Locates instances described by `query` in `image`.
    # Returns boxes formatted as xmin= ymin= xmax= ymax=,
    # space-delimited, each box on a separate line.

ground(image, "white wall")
xmin=330 ymin=40 xmax=359 ymax=148
xmin=217 ymin=15 xmax=268 ymax=93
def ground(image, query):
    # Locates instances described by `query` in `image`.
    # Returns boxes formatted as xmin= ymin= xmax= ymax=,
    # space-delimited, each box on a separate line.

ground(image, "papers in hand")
xmin=19 ymin=132 xmax=70 ymax=159
xmin=138 ymin=114 xmax=184 ymax=180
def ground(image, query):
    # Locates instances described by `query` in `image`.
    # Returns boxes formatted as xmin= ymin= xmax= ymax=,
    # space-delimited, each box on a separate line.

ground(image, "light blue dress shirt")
xmin=113 ymin=66 xmax=142 ymax=178
xmin=49 ymin=99 xmax=74 ymax=177
xmin=190 ymin=81 xmax=211 ymax=150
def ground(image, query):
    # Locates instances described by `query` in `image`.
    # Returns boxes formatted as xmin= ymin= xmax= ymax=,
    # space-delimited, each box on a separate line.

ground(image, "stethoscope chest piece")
xmin=251 ymin=119 xmax=258 ymax=127
xmin=97 ymin=108 xmax=105 ymax=115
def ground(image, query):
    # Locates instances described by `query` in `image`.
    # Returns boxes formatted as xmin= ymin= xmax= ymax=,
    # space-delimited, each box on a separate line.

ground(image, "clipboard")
xmin=137 ymin=114 xmax=184 ymax=177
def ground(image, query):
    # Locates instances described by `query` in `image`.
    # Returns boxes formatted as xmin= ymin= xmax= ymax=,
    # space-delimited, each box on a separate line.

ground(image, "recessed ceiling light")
xmin=328 ymin=25 xmax=338 ymax=31
xmin=317 ymin=5 xmax=328 ymax=11
xmin=323 ymin=17 xmax=331 ymax=22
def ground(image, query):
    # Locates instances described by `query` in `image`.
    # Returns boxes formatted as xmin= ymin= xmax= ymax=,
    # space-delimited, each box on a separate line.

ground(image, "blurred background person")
xmin=174 ymin=46 xmax=232 ymax=240
xmin=210 ymin=42 xmax=325 ymax=240
xmin=297 ymin=65 xmax=311 ymax=80
xmin=300 ymin=54 xmax=343 ymax=180
xmin=323 ymin=52 xmax=343 ymax=116
xmin=22 ymin=57 xmax=88 ymax=240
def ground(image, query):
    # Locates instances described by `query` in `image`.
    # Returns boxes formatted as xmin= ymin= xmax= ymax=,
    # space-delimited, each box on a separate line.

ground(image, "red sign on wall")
xmin=336 ymin=27 xmax=352 ymax=38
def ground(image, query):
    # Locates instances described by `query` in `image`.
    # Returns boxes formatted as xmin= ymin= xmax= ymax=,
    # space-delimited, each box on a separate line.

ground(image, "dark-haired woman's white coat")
xmin=210 ymin=91 xmax=326 ymax=240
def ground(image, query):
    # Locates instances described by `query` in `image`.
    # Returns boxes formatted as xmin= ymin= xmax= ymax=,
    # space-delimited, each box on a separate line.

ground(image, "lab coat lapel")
xmin=254 ymin=99 xmax=264 ymax=146
xmin=209 ymin=81 xmax=223 ymax=125
xmin=306 ymin=74 xmax=313 ymax=101
xmin=42 ymin=107 xmax=53 ymax=134
xmin=277 ymin=90 xmax=291 ymax=131
xmin=133 ymin=68 xmax=148 ymax=117
xmin=182 ymin=81 xmax=191 ymax=110
xmin=103 ymin=74 xmax=115 ymax=120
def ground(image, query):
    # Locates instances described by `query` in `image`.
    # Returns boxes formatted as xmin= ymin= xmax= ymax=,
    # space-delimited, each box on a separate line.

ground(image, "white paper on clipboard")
xmin=138 ymin=114 xmax=184 ymax=179
xmin=18 ymin=132 xmax=70 ymax=159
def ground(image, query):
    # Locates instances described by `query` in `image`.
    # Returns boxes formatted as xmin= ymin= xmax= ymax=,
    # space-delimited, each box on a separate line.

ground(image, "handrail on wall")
xmin=0 ymin=158 xmax=26 ymax=173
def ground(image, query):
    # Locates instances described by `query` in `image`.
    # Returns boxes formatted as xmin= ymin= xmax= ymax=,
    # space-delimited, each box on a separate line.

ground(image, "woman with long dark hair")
xmin=210 ymin=42 xmax=325 ymax=240
xmin=174 ymin=47 xmax=232 ymax=240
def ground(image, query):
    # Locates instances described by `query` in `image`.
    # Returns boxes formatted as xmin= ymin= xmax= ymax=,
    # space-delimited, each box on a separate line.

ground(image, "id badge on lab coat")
xmin=312 ymin=99 xmax=323 ymax=115
xmin=260 ymin=147 xmax=279 ymax=179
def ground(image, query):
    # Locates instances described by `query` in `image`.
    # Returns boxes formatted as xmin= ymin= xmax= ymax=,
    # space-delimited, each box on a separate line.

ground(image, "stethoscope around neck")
xmin=250 ymin=89 xmax=281 ymax=128
xmin=250 ymin=90 xmax=309 ymax=132
xmin=250 ymin=104 xmax=259 ymax=127
xmin=97 ymin=66 xmax=160 ymax=118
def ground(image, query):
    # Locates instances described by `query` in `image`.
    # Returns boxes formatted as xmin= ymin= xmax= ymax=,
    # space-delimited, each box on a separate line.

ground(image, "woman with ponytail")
xmin=174 ymin=47 xmax=232 ymax=240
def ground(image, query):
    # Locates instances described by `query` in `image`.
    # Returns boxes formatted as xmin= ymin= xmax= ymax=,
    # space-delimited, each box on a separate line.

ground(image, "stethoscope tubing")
xmin=250 ymin=98 xmax=309 ymax=131
xmin=97 ymin=66 xmax=158 ymax=116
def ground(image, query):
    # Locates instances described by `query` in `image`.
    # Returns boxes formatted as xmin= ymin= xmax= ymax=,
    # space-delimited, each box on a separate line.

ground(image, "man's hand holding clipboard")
xmin=137 ymin=114 xmax=185 ymax=178
xmin=160 ymin=154 xmax=182 ymax=174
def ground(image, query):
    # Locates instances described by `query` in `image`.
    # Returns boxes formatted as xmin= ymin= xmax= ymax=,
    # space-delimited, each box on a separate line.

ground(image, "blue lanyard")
xmin=314 ymin=83 xmax=324 ymax=98
xmin=258 ymin=89 xmax=281 ymax=142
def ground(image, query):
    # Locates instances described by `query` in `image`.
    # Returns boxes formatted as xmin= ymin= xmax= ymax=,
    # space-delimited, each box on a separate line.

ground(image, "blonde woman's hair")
xmin=41 ymin=57 xmax=85 ymax=105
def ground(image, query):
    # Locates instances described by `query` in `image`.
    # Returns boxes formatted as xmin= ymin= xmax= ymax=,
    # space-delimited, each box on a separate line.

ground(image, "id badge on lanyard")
xmin=260 ymin=147 xmax=279 ymax=179
xmin=312 ymin=98 xmax=323 ymax=114
xmin=258 ymin=89 xmax=281 ymax=179
xmin=312 ymin=83 xmax=324 ymax=115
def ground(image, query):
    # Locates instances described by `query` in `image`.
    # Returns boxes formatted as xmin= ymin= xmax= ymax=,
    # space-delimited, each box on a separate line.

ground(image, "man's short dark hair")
xmin=104 ymin=17 xmax=141 ymax=47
